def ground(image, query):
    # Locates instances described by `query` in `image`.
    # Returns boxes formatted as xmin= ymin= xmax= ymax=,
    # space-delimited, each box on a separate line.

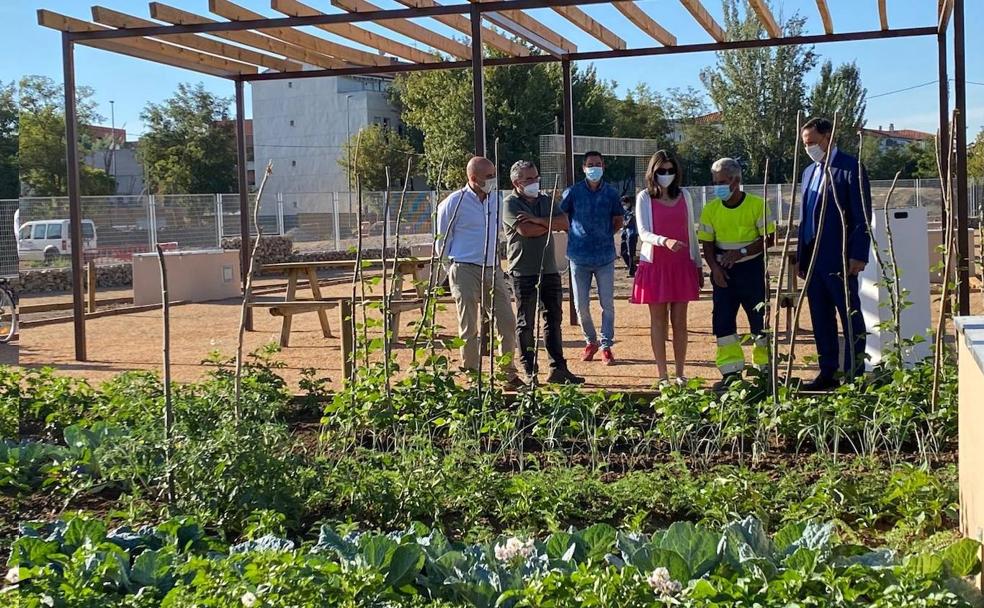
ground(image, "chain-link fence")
xmin=2 ymin=178 xmax=980 ymax=307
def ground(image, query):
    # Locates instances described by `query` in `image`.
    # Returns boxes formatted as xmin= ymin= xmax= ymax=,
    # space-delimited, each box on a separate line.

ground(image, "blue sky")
xmin=1 ymin=0 xmax=981 ymax=141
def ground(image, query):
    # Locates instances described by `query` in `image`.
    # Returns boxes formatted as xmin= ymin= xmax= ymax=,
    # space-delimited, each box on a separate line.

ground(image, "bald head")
xmin=466 ymin=156 xmax=497 ymax=198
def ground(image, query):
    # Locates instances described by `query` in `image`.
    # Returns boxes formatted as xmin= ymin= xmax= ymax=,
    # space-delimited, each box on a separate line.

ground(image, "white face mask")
xmin=522 ymin=181 xmax=540 ymax=197
xmin=480 ymin=177 xmax=498 ymax=194
xmin=656 ymin=174 xmax=675 ymax=188
xmin=805 ymin=144 xmax=826 ymax=163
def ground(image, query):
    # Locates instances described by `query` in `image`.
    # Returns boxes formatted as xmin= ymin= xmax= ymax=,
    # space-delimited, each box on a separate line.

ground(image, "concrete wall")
xmin=956 ymin=317 xmax=984 ymax=580
xmin=251 ymin=74 xmax=402 ymax=219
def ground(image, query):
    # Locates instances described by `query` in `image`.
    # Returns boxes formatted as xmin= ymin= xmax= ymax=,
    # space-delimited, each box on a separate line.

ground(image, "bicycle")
xmin=0 ymin=277 xmax=18 ymax=343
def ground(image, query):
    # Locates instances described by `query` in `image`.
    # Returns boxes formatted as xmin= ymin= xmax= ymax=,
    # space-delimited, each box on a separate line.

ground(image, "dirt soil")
xmin=14 ymin=265 xmax=982 ymax=392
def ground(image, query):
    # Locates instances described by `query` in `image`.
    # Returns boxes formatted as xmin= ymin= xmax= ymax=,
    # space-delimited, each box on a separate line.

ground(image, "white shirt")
xmin=436 ymin=186 xmax=501 ymax=266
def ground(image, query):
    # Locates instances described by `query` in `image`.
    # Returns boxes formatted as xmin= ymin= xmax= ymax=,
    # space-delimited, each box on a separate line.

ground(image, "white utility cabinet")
xmin=132 ymin=249 xmax=241 ymax=306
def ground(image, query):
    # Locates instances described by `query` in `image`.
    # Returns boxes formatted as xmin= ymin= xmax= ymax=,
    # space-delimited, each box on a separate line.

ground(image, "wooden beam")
xmin=38 ymin=9 xmax=254 ymax=77
xmin=210 ymin=0 xmax=388 ymax=66
xmin=150 ymin=2 xmax=346 ymax=68
xmin=91 ymin=6 xmax=301 ymax=72
xmin=330 ymin=0 xmax=472 ymax=59
xmin=468 ymin=0 xmax=575 ymax=54
xmin=747 ymin=0 xmax=781 ymax=38
xmin=678 ymin=0 xmax=726 ymax=42
xmin=271 ymin=0 xmax=437 ymax=63
xmin=815 ymin=0 xmax=833 ymax=35
xmin=392 ymin=0 xmax=531 ymax=57
xmin=939 ymin=0 xmax=953 ymax=31
xmin=551 ymin=5 xmax=626 ymax=49
xmin=878 ymin=0 xmax=888 ymax=31
xmin=612 ymin=1 xmax=676 ymax=46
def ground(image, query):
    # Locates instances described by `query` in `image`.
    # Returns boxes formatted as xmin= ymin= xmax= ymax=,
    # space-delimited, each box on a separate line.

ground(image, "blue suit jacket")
xmin=796 ymin=150 xmax=873 ymax=270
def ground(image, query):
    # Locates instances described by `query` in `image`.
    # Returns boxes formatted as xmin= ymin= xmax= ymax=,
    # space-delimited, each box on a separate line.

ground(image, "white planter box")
xmin=132 ymin=249 xmax=241 ymax=306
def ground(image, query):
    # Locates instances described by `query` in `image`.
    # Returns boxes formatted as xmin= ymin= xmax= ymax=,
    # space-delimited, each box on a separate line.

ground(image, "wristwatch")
xmin=739 ymin=247 xmax=748 ymax=256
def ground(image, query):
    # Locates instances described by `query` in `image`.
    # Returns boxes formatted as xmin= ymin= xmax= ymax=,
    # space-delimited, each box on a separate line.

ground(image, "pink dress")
xmin=630 ymin=195 xmax=699 ymax=304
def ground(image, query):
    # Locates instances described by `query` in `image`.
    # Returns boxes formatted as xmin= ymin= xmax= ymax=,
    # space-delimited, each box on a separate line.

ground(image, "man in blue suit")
xmin=796 ymin=117 xmax=872 ymax=391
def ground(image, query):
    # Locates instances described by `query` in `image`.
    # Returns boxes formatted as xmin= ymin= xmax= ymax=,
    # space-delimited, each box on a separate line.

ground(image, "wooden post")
xmin=86 ymin=261 xmax=96 ymax=313
xmin=340 ymin=298 xmax=354 ymax=383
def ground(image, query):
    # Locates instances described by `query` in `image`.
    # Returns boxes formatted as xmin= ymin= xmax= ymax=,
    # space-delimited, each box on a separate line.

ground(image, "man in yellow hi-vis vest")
xmin=697 ymin=158 xmax=776 ymax=389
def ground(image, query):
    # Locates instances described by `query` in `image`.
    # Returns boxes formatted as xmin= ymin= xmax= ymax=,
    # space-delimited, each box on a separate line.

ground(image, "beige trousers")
xmin=447 ymin=262 xmax=518 ymax=375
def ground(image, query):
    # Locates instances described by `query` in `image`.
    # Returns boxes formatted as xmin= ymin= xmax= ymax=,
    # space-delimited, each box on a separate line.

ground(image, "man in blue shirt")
xmin=560 ymin=151 xmax=624 ymax=365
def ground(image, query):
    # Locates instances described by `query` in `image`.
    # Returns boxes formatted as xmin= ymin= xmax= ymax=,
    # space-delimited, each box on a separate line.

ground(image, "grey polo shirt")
xmin=502 ymin=191 xmax=563 ymax=277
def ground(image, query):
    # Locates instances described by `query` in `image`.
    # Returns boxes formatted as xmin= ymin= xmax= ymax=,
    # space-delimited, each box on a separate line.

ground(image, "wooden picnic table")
xmin=255 ymin=258 xmax=429 ymax=347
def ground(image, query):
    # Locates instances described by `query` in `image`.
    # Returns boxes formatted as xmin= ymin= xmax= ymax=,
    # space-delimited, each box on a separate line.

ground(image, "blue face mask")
xmin=584 ymin=166 xmax=604 ymax=183
xmin=712 ymin=184 xmax=732 ymax=200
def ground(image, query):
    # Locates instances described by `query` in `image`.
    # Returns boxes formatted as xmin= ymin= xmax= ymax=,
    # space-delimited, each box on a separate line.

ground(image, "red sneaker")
xmin=582 ymin=342 xmax=600 ymax=361
xmin=602 ymin=348 xmax=615 ymax=366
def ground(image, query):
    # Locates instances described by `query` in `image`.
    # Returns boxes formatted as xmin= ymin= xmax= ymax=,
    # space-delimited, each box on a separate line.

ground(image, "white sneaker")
xmin=674 ymin=376 xmax=688 ymax=387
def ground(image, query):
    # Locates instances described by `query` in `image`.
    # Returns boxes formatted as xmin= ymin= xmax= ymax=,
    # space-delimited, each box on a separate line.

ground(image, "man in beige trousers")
xmin=436 ymin=157 xmax=521 ymax=386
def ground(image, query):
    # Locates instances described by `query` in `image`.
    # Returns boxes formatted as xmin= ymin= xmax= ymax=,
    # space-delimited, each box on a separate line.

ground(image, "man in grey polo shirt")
xmin=436 ymin=156 xmax=519 ymax=385
xmin=502 ymin=160 xmax=584 ymax=385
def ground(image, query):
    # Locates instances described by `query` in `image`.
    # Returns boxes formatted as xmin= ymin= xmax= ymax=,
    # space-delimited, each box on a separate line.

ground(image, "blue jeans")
xmin=570 ymin=260 xmax=616 ymax=349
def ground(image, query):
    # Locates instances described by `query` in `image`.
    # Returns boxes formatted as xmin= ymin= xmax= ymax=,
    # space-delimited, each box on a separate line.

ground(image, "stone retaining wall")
xmin=15 ymin=264 xmax=132 ymax=295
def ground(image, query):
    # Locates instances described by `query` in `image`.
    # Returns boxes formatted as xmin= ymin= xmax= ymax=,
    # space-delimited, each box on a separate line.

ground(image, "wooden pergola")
xmin=40 ymin=0 xmax=970 ymax=362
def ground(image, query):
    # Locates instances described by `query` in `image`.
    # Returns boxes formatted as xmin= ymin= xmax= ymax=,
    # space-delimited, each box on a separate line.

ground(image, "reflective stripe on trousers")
xmin=716 ymin=334 xmax=744 ymax=375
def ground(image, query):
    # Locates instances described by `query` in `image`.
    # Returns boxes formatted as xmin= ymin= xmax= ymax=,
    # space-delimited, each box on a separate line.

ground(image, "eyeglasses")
xmin=654 ymin=168 xmax=676 ymax=176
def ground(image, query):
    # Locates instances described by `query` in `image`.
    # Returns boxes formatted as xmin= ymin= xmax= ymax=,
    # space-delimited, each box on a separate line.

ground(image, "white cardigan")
xmin=635 ymin=189 xmax=701 ymax=267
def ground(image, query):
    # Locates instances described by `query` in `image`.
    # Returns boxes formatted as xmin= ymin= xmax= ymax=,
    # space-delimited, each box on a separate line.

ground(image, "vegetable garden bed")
xmin=0 ymin=351 xmax=980 ymax=606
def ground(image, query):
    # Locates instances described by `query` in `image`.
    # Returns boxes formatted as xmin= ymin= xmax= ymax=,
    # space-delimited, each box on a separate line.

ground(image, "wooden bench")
xmin=256 ymin=259 xmax=429 ymax=347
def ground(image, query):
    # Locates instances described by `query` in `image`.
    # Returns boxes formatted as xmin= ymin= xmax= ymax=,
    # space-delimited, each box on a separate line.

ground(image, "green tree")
xmin=862 ymin=140 xmax=937 ymax=180
xmin=391 ymin=62 xmax=617 ymax=187
xmin=808 ymin=60 xmax=867 ymax=153
xmin=700 ymin=0 xmax=816 ymax=182
xmin=0 ymin=81 xmax=18 ymax=198
xmin=612 ymin=83 xmax=670 ymax=141
xmin=138 ymin=83 xmax=237 ymax=194
xmin=665 ymin=87 xmax=730 ymax=185
xmin=969 ymin=127 xmax=984 ymax=179
xmin=18 ymin=75 xmax=114 ymax=196
xmin=338 ymin=123 xmax=416 ymax=191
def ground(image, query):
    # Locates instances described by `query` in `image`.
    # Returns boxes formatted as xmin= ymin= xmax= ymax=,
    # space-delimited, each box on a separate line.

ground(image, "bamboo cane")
xmin=234 ymin=162 xmax=273 ymax=417
xmin=826 ymin=167 xmax=857 ymax=380
xmin=530 ymin=175 xmax=562 ymax=390
xmin=381 ymin=166 xmax=392 ymax=400
xmin=155 ymin=243 xmax=175 ymax=504
xmin=349 ymin=133 xmax=364 ymax=391
xmin=932 ymin=115 xmax=957 ymax=411
xmin=487 ymin=138 xmax=502 ymax=400
xmin=856 ymin=131 xmax=892 ymax=336
xmin=771 ymin=111 xmax=802 ymax=400
xmin=759 ymin=159 xmax=772 ymax=399
xmin=785 ymin=114 xmax=839 ymax=386
xmin=882 ymin=171 xmax=903 ymax=362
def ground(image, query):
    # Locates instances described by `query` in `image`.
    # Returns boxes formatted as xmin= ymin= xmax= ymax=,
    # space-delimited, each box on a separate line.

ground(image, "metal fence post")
xmin=915 ymin=178 xmax=921 ymax=207
xmin=215 ymin=194 xmax=224 ymax=246
xmin=333 ymin=192 xmax=341 ymax=251
xmin=277 ymin=192 xmax=285 ymax=236
xmin=147 ymin=194 xmax=158 ymax=249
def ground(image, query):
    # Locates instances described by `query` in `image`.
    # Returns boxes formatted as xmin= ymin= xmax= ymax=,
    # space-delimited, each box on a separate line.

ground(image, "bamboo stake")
xmin=785 ymin=114 xmax=839 ymax=386
xmin=882 ymin=171 xmax=903 ymax=362
xmin=759 ymin=159 xmax=771 ymax=385
xmin=349 ymin=132 xmax=364 ymax=390
xmin=530 ymin=175 xmax=562 ymax=391
xmin=932 ymin=116 xmax=957 ymax=411
xmin=487 ymin=138 xmax=502 ymax=399
xmin=234 ymin=162 xmax=273 ymax=417
xmin=392 ymin=155 xmax=414 ymax=301
xmin=772 ymin=110 xmax=802 ymax=400
xmin=381 ymin=166 xmax=392 ymax=400
xmin=357 ymin=178 xmax=370 ymax=370
xmin=827 ymin=167 xmax=858 ymax=380
xmin=856 ymin=131 xmax=892 ymax=329
xmin=155 ymin=243 xmax=175 ymax=504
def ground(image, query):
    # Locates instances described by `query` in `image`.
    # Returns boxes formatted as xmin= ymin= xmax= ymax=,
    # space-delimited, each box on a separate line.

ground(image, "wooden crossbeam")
xmin=271 ymin=0 xmax=437 ymax=64
xmin=678 ymin=0 xmax=726 ymax=42
xmin=551 ymin=5 xmax=626 ymax=49
xmin=939 ymin=0 xmax=953 ymax=31
xmin=468 ymin=0 xmax=575 ymax=54
xmin=878 ymin=0 xmax=888 ymax=31
xmin=90 ymin=6 xmax=301 ymax=72
xmin=150 ymin=2 xmax=346 ymax=68
xmin=814 ymin=0 xmax=833 ymax=35
xmin=330 ymin=0 xmax=472 ymax=60
xmin=38 ymin=9 xmax=254 ymax=77
xmin=210 ymin=0 xmax=388 ymax=66
xmin=612 ymin=1 xmax=676 ymax=46
xmin=392 ymin=0 xmax=531 ymax=57
xmin=748 ymin=0 xmax=781 ymax=38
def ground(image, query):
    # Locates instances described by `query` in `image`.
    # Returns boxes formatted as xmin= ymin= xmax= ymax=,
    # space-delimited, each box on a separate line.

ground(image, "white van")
xmin=17 ymin=219 xmax=98 ymax=263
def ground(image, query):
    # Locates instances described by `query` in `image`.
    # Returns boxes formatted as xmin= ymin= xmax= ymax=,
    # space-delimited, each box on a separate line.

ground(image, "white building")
xmin=251 ymin=73 xmax=402 ymax=232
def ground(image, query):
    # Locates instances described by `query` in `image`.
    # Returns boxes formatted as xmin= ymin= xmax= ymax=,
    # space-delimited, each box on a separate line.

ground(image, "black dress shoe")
xmin=546 ymin=368 xmax=586 ymax=385
xmin=712 ymin=372 xmax=741 ymax=392
xmin=801 ymin=374 xmax=841 ymax=392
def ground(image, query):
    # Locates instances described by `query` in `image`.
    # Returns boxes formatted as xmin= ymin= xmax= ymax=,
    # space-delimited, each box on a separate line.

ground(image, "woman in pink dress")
xmin=631 ymin=150 xmax=703 ymax=383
